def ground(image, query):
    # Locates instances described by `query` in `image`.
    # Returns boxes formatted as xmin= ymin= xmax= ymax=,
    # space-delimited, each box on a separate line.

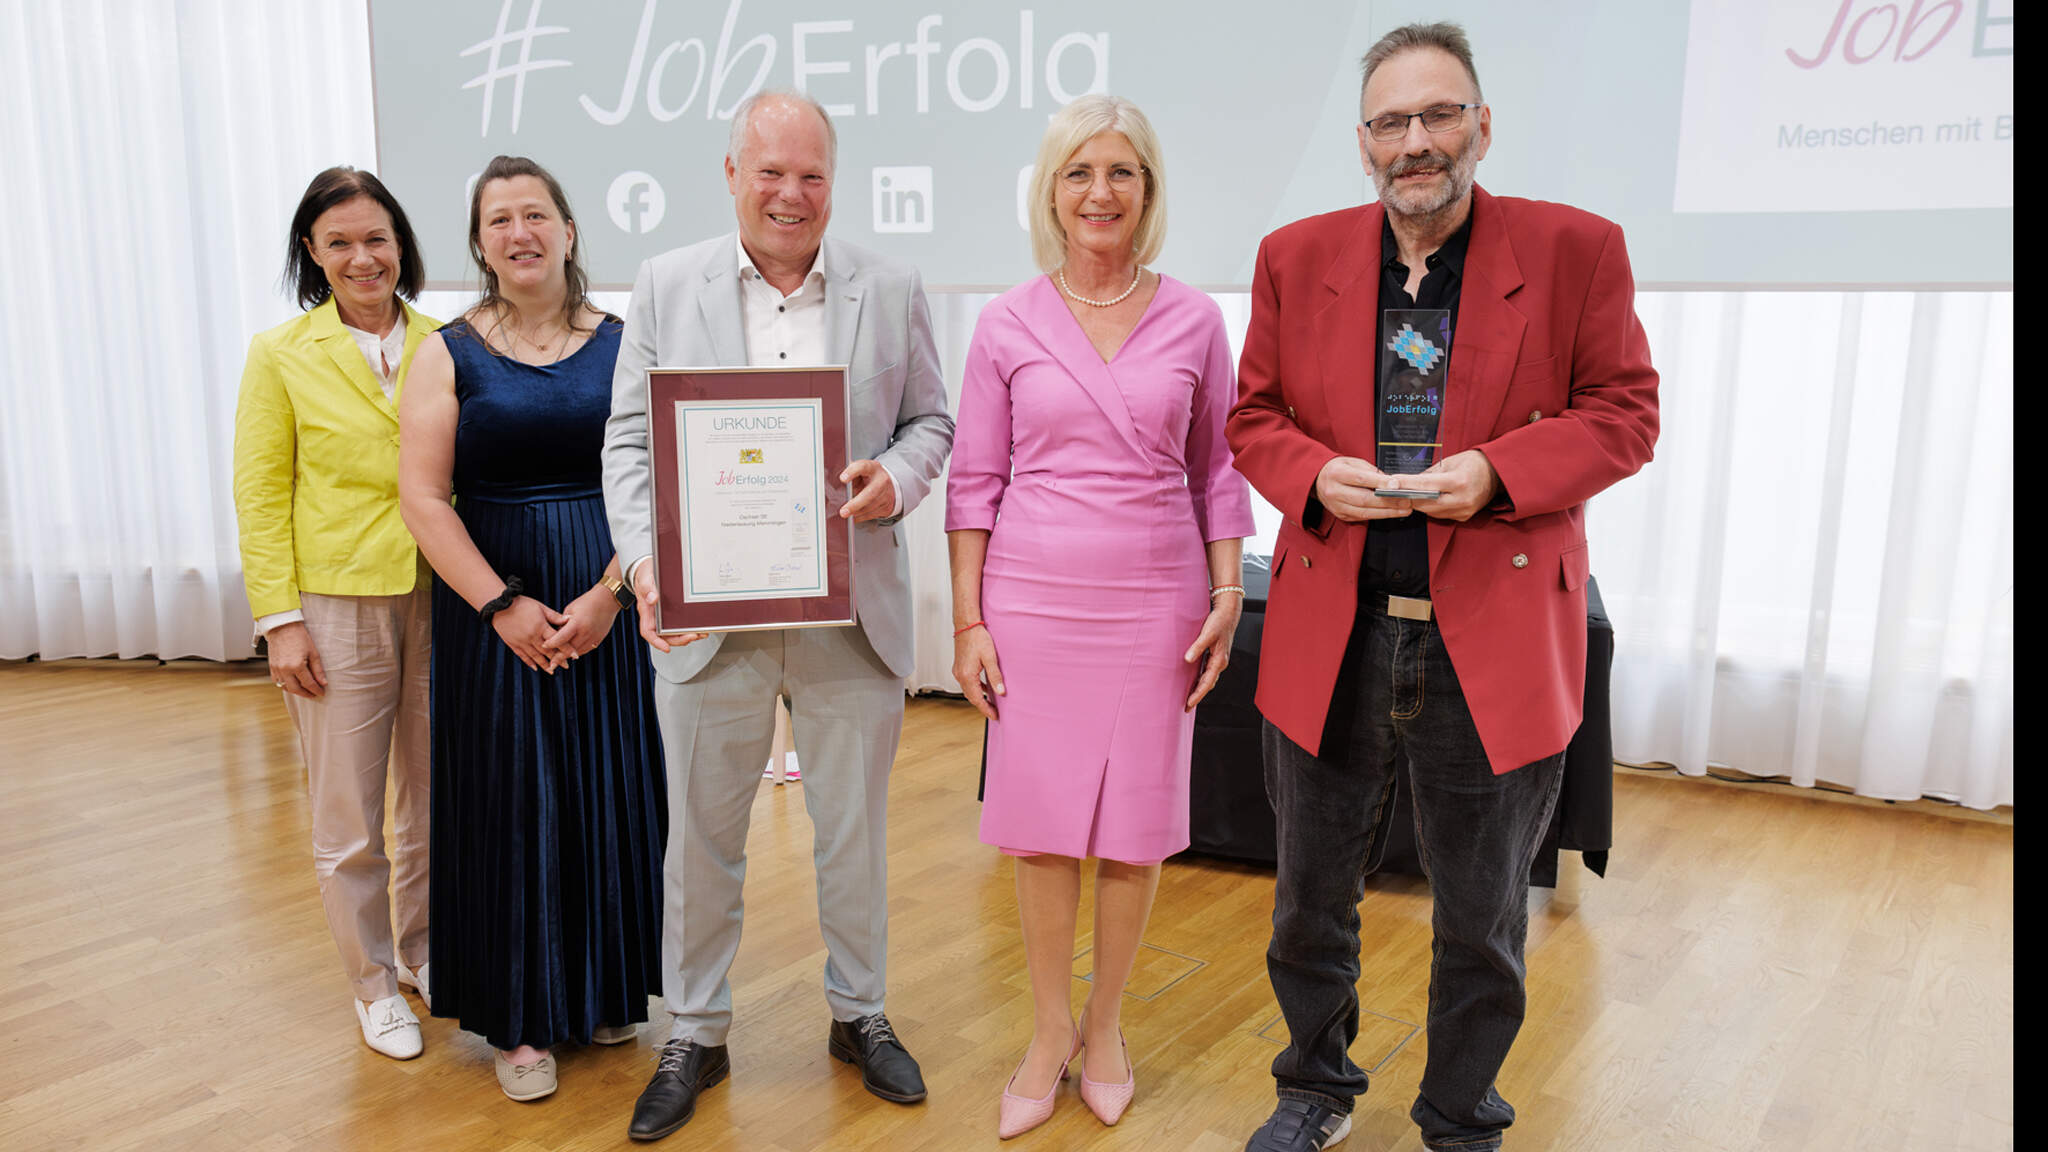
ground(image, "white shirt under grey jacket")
xmin=600 ymin=233 xmax=955 ymax=684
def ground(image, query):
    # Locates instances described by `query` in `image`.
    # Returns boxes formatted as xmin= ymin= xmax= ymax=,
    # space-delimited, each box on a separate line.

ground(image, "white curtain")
xmin=1 ymin=0 xmax=378 ymax=661
xmin=1599 ymin=291 xmax=2014 ymax=810
xmin=1 ymin=4 xmax=2012 ymax=809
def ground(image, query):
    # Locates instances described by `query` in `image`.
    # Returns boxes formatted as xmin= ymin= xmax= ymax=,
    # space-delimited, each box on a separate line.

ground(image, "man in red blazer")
xmin=1226 ymin=22 xmax=1659 ymax=1152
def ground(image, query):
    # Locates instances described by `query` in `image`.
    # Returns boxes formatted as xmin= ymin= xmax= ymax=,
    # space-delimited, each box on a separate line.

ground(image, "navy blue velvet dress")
xmin=428 ymin=315 xmax=665 ymax=1051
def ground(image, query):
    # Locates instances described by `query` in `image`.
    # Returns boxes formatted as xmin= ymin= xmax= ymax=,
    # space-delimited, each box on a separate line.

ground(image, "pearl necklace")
xmin=1058 ymin=265 xmax=1143 ymax=308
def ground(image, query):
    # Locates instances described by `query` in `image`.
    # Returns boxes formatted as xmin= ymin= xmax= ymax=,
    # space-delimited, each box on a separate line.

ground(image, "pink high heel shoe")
xmin=998 ymin=1031 xmax=1082 ymax=1139
xmin=1078 ymin=1028 xmax=1135 ymax=1125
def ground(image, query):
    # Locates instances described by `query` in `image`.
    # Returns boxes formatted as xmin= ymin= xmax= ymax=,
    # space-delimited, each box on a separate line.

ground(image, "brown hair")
xmin=464 ymin=154 xmax=598 ymax=341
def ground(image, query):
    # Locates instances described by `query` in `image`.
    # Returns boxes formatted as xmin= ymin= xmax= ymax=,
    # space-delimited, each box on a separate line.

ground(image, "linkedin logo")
xmin=607 ymin=171 xmax=666 ymax=234
xmin=872 ymin=167 xmax=933 ymax=234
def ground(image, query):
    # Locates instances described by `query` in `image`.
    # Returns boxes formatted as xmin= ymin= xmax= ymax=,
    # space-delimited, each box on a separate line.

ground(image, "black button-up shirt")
xmin=1364 ymin=211 xmax=1472 ymax=598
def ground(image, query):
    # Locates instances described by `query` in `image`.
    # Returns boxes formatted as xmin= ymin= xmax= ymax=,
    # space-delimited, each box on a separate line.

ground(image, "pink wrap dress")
xmin=946 ymin=274 xmax=1255 ymax=863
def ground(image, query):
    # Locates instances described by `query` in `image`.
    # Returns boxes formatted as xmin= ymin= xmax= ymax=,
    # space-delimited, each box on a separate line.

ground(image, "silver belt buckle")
xmin=1387 ymin=595 xmax=1433 ymax=622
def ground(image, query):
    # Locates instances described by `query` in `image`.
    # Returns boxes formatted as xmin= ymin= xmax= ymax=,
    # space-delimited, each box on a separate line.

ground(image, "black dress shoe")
xmin=827 ymin=1013 xmax=927 ymax=1103
xmin=627 ymin=1038 xmax=730 ymax=1142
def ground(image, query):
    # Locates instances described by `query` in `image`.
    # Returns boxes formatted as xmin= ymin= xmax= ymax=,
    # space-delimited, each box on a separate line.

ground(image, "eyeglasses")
xmin=1363 ymin=102 xmax=1482 ymax=142
xmin=1058 ymin=163 xmax=1145 ymax=192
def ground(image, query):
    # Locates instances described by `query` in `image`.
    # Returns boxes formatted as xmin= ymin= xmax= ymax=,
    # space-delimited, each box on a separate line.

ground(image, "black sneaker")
xmin=827 ymin=1012 xmax=927 ymax=1103
xmin=627 ymin=1037 xmax=730 ymax=1142
xmin=1245 ymin=1098 xmax=1353 ymax=1151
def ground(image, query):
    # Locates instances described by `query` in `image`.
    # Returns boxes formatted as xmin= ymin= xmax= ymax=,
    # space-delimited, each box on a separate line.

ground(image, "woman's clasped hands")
xmin=492 ymin=587 xmax=621 ymax=673
xmin=541 ymin=585 xmax=624 ymax=663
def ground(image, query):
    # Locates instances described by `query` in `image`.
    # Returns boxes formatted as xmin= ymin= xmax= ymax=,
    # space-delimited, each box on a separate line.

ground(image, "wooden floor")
xmin=0 ymin=660 xmax=2012 ymax=1152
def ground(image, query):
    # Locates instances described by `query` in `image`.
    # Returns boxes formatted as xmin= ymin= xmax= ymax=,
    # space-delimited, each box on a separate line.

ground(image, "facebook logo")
xmin=607 ymin=171 xmax=665 ymax=234
xmin=872 ymin=167 xmax=934 ymax=234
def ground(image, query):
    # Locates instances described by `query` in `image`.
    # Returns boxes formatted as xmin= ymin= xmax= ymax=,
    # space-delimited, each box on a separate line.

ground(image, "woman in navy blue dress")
xmin=399 ymin=155 xmax=664 ymax=1102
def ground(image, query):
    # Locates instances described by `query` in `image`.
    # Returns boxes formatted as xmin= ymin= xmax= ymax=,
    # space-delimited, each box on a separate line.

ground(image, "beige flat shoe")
xmin=592 ymin=1023 xmax=637 ymax=1045
xmin=495 ymin=1050 xmax=557 ymax=1101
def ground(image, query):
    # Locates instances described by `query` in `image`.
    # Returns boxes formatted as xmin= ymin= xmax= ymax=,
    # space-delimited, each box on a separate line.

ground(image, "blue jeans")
xmin=1262 ymin=600 xmax=1566 ymax=1151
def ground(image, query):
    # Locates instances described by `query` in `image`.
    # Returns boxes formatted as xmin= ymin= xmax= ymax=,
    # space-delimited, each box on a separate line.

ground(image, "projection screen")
xmin=368 ymin=0 xmax=2013 ymax=290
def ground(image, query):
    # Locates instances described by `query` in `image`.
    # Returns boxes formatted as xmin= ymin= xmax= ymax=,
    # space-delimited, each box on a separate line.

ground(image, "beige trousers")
xmin=283 ymin=588 xmax=431 ymax=1002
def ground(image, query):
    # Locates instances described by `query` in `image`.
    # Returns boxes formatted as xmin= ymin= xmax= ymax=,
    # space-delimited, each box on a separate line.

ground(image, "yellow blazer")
xmin=233 ymin=297 xmax=441 ymax=619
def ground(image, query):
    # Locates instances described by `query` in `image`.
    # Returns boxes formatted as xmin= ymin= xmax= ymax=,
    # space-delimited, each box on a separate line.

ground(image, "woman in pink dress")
xmin=947 ymin=94 xmax=1255 ymax=1138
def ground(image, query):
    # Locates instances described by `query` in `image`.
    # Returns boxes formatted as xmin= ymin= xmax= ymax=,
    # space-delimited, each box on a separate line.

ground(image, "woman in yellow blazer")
xmin=233 ymin=167 xmax=439 ymax=1061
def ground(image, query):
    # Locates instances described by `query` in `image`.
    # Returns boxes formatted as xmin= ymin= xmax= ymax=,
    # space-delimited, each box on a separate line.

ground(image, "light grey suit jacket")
xmin=602 ymin=233 xmax=955 ymax=683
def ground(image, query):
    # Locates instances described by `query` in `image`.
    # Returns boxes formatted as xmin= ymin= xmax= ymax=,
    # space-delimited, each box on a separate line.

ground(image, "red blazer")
xmin=1226 ymin=186 xmax=1659 ymax=774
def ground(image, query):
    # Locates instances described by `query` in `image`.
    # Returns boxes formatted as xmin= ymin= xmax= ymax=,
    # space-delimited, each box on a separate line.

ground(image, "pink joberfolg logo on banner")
xmin=1672 ymin=0 xmax=2012 ymax=214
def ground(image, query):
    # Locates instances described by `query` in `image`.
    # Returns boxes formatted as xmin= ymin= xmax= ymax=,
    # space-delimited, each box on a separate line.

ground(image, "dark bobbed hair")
xmin=465 ymin=155 xmax=599 ymax=340
xmin=282 ymin=166 xmax=424 ymax=311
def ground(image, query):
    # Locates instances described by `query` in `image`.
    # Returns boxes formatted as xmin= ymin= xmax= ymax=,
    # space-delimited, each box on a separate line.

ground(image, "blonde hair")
xmin=1027 ymin=95 xmax=1167 ymax=274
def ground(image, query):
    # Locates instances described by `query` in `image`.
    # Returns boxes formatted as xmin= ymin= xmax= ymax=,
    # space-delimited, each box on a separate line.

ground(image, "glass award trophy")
xmin=1376 ymin=309 xmax=1452 ymax=476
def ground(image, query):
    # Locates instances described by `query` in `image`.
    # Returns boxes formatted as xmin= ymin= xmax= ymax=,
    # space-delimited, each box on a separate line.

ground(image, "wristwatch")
xmin=601 ymin=572 xmax=634 ymax=611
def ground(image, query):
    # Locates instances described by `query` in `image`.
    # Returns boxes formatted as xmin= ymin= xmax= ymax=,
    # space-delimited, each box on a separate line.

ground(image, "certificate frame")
xmin=647 ymin=365 xmax=855 ymax=635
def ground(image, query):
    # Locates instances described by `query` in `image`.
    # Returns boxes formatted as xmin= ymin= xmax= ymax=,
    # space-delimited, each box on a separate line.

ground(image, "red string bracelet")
xmin=953 ymin=620 xmax=986 ymax=637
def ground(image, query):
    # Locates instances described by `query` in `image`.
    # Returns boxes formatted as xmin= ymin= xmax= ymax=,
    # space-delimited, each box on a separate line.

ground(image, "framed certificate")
xmin=647 ymin=366 xmax=855 ymax=635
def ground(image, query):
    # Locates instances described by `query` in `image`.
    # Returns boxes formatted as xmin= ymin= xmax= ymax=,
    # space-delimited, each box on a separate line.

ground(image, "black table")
xmin=1183 ymin=555 xmax=1614 ymax=887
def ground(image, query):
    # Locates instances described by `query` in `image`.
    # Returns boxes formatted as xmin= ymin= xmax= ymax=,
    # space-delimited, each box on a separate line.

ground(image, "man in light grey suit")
xmin=601 ymin=89 xmax=953 ymax=1142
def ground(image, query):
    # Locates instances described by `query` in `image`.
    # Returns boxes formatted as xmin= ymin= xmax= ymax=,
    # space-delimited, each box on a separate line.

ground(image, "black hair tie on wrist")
xmin=479 ymin=576 xmax=524 ymax=625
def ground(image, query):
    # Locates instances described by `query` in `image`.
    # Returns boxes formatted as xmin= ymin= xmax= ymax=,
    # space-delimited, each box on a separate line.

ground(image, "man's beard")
xmin=1373 ymin=144 xmax=1478 ymax=221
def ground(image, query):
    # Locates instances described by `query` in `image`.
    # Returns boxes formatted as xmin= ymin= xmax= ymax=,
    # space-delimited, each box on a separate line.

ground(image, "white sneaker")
xmin=355 ymin=993 xmax=423 ymax=1060
xmin=395 ymin=962 xmax=431 ymax=1010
